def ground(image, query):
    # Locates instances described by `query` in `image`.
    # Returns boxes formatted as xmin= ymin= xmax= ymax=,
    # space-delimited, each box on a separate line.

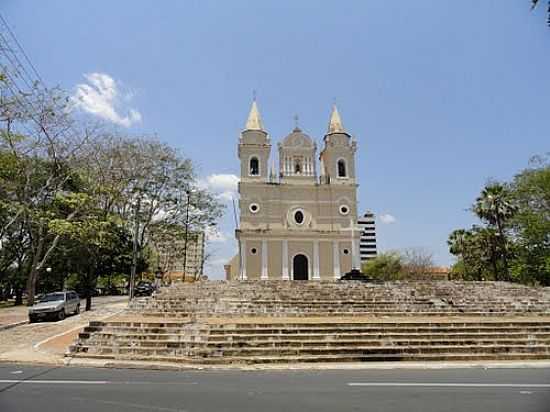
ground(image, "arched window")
xmin=337 ymin=159 xmax=347 ymax=178
xmin=249 ymin=157 xmax=259 ymax=176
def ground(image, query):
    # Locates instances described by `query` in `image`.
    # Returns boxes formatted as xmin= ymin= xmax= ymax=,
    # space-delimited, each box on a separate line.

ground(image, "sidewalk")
xmin=0 ymin=305 xmax=28 ymax=330
xmin=0 ymin=297 xmax=128 ymax=365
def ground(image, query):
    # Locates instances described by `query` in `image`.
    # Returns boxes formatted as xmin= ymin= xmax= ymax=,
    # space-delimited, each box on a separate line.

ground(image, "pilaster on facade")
xmin=261 ymin=240 xmax=268 ymax=280
xmin=313 ymin=240 xmax=320 ymax=280
xmin=240 ymin=239 xmax=247 ymax=280
xmin=282 ymin=240 xmax=289 ymax=280
xmin=333 ymin=240 xmax=341 ymax=280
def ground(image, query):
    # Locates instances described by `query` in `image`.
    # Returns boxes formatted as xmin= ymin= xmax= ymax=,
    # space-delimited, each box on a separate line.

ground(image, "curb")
xmin=63 ymin=358 xmax=550 ymax=372
xmin=34 ymin=307 xmax=128 ymax=356
xmin=0 ymin=320 xmax=28 ymax=331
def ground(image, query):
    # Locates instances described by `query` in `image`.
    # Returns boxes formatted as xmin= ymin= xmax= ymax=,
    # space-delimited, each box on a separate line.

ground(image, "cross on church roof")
xmin=293 ymin=114 xmax=301 ymax=132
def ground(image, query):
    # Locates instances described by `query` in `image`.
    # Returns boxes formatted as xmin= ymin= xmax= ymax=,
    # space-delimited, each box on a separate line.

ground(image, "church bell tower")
xmin=238 ymin=100 xmax=271 ymax=183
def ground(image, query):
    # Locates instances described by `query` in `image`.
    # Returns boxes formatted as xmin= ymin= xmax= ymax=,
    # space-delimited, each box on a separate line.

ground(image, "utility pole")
xmin=182 ymin=190 xmax=191 ymax=282
xmin=129 ymin=196 xmax=141 ymax=300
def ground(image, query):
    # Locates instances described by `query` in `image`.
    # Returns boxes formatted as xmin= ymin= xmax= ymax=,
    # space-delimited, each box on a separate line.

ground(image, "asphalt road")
xmin=0 ymin=364 xmax=549 ymax=412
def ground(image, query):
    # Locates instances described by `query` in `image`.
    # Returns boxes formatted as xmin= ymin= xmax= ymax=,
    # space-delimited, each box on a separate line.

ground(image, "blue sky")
xmin=3 ymin=1 xmax=549 ymax=278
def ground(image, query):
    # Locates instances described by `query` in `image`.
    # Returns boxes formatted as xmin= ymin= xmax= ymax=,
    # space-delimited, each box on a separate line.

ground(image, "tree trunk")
xmin=85 ymin=266 xmax=93 ymax=311
xmin=490 ymin=243 xmax=500 ymax=281
xmin=26 ymin=210 xmax=77 ymax=305
xmin=14 ymin=288 xmax=23 ymax=306
xmin=495 ymin=217 xmax=510 ymax=281
xmin=26 ymin=235 xmax=45 ymax=306
xmin=129 ymin=198 xmax=141 ymax=299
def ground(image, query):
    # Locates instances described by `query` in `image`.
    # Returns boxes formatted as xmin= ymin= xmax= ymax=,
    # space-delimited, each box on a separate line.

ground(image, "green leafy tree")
xmin=509 ymin=155 xmax=550 ymax=285
xmin=472 ymin=183 xmax=517 ymax=280
xmin=449 ymin=155 xmax=549 ymax=285
xmin=362 ymin=252 xmax=403 ymax=281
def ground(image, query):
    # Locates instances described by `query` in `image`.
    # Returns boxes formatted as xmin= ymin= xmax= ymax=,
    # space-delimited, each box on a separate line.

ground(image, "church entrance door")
xmin=293 ymin=254 xmax=309 ymax=280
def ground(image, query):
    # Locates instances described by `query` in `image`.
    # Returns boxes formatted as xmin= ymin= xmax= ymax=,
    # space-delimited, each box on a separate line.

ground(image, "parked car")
xmin=28 ymin=291 xmax=80 ymax=322
xmin=134 ymin=281 xmax=154 ymax=297
xmin=340 ymin=269 xmax=371 ymax=282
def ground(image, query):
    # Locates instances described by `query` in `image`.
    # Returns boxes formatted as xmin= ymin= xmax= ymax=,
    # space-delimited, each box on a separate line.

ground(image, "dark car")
xmin=134 ymin=281 xmax=154 ymax=297
xmin=340 ymin=269 xmax=371 ymax=282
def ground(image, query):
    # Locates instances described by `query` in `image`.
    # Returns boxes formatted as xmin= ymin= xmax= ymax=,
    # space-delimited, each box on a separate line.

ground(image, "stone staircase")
xmin=128 ymin=281 xmax=550 ymax=317
xmin=67 ymin=281 xmax=550 ymax=365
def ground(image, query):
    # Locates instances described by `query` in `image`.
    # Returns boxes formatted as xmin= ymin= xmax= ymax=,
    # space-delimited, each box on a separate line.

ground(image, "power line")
xmin=0 ymin=13 xmax=45 ymax=87
xmin=0 ymin=12 xmax=81 ymax=143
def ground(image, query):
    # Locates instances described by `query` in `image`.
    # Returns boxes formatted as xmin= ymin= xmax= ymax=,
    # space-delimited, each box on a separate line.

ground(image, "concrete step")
xmin=137 ymin=311 xmax=550 ymax=318
xmin=81 ymin=331 xmax=550 ymax=342
xmin=70 ymin=343 xmax=550 ymax=358
xmin=67 ymin=351 xmax=550 ymax=365
xmin=83 ymin=338 xmax=550 ymax=350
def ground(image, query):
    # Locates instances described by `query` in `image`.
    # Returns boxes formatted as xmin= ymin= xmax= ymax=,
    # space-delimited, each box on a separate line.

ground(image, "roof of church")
xmin=280 ymin=127 xmax=315 ymax=148
xmin=244 ymin=100 xmax=264 ymax=131
xmin=327 ymin=104 xmax=346 ymax=134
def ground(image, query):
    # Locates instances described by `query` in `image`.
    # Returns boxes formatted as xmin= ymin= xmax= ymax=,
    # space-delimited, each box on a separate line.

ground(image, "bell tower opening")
xmin=250 ymin=157 xmax=259 ymax=176
xmin=337 ymin=159 xmax=347 ymax=177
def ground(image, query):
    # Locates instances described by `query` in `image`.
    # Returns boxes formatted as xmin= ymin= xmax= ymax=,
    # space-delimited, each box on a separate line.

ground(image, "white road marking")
xmin=10 ymin=371 xmax=23 ymax=374
xmin=0 ymin=380 xmax=198 ymax=385
xmin=348 ymin=382 xmax=550 ymax=388
xmin=0 ymin=380 xmax=109 ymax=385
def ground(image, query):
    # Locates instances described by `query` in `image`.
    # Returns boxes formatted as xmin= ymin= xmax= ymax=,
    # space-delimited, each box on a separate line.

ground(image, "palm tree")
xmin=473 ymin=184 xmax=518 ymax=280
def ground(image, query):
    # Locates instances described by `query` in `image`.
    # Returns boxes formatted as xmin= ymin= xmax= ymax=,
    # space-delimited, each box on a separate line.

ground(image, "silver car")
xmin=28 ymin=291 xmax=80 ymax=322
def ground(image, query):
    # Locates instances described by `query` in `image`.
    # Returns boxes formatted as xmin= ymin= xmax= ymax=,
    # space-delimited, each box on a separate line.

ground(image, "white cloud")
xmin=379 ymin=213 xmax=397 ymax=224
xmin=199 ymin=174 xmax=239 ymax=201
xmin=72 ymin=72 xmax=142 ymax=127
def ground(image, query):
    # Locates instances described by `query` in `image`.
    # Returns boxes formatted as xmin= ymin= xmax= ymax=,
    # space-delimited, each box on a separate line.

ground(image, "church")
xmin=225 ymin=101 xmax=362 ymax=281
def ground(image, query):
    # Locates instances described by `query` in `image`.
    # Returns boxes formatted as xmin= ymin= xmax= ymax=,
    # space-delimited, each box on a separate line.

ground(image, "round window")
xmin=251 ymin=248 xmax=257 ymax=255
xmin=339 ymin=205 xmax=350 ymax=215
xmin=249 ymin=203 xmax=260 ymax=214
xmin=343 ymin=249 xmax=350 ymax=255
xmin=294 ymin=210 xmax=304 ymax=225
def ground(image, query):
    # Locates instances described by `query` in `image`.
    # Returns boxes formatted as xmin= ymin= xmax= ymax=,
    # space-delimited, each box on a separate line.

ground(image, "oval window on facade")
xmin=249 ymin=203 xmax=260 ymax=214
xmin=294 ymin=210 xmax=304 ymax=225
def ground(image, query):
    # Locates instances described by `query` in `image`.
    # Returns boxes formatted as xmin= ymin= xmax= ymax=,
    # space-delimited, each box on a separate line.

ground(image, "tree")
xmin=1 ymin=61 xmax=224 ymax=306
xmin=509 ymin=155 xmax=550 ymax=285
xmin=472 ymin=183 xmax=517 ymax=280
xmin=80 ymin=136 xmax=224 ymax=297
xmin=448 ymin=155 xmax=549 ymax=285
xmin=0 ymin=68 xmax=92 ymax=305
xmin=531 ymin=0 xmax=550 ymax=26
xmin=400 ymin=248 xmax=434 ymax=279
xmin=362 ymin=252 xmax=403 ymax=281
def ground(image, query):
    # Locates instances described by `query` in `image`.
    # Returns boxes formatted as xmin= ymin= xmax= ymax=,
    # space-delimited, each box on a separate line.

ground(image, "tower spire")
xmin=327 ymin=104 xmax=345 ymax=134
xmin=245 ymin=98 xmax=264 ymax=131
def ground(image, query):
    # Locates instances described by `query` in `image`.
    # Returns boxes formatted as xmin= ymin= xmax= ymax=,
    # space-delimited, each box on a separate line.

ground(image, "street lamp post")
xmin=182 ymin=190 xmax=191 ymax=282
